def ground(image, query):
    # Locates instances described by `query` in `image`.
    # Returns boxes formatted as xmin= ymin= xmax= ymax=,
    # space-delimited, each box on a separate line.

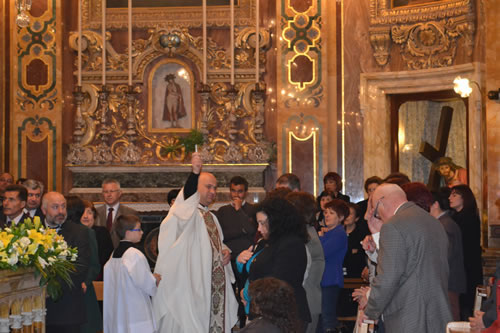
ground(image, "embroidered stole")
xmin=200 ymin=209 xmax=226 ymax=332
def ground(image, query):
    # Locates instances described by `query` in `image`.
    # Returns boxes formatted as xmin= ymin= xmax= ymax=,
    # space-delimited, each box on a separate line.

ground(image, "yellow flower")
xmin=33 ymin=216 xmax=41 ymax=229
xmin=0 ymin=232 xmax=14 ymax=249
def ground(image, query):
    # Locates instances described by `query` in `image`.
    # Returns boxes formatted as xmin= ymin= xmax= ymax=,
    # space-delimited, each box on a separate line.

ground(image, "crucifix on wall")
xmin=418 ymin=105 xmax=453 ymax=191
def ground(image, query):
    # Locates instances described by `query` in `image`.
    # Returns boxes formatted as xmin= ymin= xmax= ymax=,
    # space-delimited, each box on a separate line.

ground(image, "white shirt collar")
xmin=372 ymin=232 xmax=380 ymax=250
xmin=7 ymin=212 xmax=25 ymax=226
xmin=106 ymin=203 xmax=120 ymax=211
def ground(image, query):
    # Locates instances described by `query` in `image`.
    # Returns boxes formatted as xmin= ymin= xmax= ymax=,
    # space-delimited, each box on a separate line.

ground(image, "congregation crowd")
xmin=0 ymin=152 xmax=493 ymax=332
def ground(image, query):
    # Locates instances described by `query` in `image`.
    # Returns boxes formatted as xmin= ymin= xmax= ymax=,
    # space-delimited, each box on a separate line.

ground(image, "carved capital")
xmin=369 ymin=27 xmax=392 ymax=66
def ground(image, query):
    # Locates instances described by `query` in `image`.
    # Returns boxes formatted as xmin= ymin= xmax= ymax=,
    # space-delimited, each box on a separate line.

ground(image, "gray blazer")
xmin=439 ymin=213 xmax=467 ymax=294
xmin=364 ymin=202 xmax=452 ymax=332
xmin=96 ymin=203 xmax=139 ymax=248
xmin=303 ymin=225 xmax=325 ymax=332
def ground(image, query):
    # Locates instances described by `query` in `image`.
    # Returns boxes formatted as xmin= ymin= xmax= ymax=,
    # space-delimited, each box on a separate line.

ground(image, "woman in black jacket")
xmin=247 ymin=197 xmax=311 ymax=331
xmin=449 ymin=184 xmax=483 ymax=320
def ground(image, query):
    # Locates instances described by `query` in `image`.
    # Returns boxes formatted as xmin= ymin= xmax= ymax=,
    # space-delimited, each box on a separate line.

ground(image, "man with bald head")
xmin=153 ymin=153 xmax=238 ymax=332
xmin=42 ymin=192 xmax=90 ymax=332
xmin=361 ymin=183 xmax=452 ymax=332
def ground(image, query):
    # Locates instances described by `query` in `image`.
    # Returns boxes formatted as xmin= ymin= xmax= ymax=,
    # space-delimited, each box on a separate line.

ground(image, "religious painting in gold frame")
xmin=84 ymin=0 xmax=253 ymax=29
xmin=147 ymin=59 xmax=195 ymax=133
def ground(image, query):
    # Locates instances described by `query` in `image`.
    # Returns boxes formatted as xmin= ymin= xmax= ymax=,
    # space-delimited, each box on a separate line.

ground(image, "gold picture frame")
xmin=147 ymin=58 xmax=196 ymax=133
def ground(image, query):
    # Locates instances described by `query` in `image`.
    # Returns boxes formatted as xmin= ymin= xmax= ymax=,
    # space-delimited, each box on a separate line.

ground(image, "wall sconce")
xmin=454 ymin=76 xmax=500 ymax=100
xmin=453 ymin=76 xmax=475 ymax=98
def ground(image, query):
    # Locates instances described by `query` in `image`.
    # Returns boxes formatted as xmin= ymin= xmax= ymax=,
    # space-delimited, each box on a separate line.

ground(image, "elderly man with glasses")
xmin=355 ymin=183 xmax=452 ymax=332
xmin=96 ymin=179 xmax=139 ymax=248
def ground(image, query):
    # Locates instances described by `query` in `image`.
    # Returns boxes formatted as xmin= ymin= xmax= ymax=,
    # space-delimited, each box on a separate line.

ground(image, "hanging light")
xmin=16 ymin=0 xmax=32 ymax=28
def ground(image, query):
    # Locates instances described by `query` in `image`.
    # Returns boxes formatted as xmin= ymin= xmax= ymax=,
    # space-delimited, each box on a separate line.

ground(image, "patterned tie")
xmin=106 ymin=207 xmax=114 ymax=231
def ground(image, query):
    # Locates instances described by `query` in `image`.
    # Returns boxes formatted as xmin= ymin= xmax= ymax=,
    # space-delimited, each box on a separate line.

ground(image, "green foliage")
xmin=161 ymin=129 xmax=205 ymax=155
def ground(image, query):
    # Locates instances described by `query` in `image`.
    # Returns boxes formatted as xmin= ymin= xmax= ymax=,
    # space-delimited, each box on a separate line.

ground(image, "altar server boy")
xmin=103 ymin=215 xmax=161 ymax=333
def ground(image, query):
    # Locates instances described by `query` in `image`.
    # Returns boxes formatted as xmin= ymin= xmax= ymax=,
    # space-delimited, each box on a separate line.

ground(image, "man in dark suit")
xmin=215 ymin=176 xmax=257 ymax=327
xmin=42 ymin=191 xmax=90 ymax=333
xmin=0 ymin=184 xmax=30 ymax=228
xmin=22 ymin=179 xmax=45 ymax=220
xmin=362 ymin=183 xmax=452 ymax=332
xmin=96 ymin=179 xmax=138 ymax=248
xmin=430 ymin=187 xmax=467 ymax=321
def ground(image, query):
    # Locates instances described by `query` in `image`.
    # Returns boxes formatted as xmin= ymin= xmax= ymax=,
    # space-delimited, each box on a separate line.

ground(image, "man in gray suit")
xmin=96 ymin=179 xmax=138 ymax=248
xmin=362 ymin=183 xmax=452 ymax=332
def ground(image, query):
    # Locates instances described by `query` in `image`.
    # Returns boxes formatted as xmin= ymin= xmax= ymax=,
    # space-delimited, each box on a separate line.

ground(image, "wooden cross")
xmin=418 ymin=106 xmax=454 ymax=191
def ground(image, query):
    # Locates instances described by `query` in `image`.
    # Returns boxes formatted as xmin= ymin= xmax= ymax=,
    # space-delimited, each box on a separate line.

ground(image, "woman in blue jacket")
xmin=318 ymin=199 xmax=348 ymax=333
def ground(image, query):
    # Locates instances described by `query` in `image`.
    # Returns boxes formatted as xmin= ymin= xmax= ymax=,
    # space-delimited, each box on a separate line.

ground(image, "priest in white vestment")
xmin=153 ymin=153 xmax=238 ymax=332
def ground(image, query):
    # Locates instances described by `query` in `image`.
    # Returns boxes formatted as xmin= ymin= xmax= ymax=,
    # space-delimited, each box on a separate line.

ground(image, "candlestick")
xmin=230 ymin=0 xmax=234 ymax=85
xmin=202 ymin=0 xmax=207 ymax=84
xmin=102 ymin=0 xmax=106 ymax=86
xmin=255 ymin=0 xmax=259 ymax=83
xmin=128 ymin=0 xmax=132 ymax=86
xmin=78 ymin=0 xmax=82 ymax=86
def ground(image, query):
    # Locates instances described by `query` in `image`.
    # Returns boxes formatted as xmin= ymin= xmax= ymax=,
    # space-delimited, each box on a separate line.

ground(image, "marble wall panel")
xmin=0 ymin=0 xmax=5 ymax=169
xmin=10 ymin=0 xmax=63 ymax=190
xmin=485 ymin=0 xmax=500 ymax=246
xmin=343 ymin=0 xmax=380 ymax=202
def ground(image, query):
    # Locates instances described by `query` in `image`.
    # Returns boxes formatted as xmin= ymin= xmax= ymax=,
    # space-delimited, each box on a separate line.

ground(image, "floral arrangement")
xmin=0 ymin=216 xmax=78 ymax=300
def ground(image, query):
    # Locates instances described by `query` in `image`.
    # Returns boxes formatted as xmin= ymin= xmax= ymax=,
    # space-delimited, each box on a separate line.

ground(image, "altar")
xmin=0 ymin=269 xmax=46 ymax=333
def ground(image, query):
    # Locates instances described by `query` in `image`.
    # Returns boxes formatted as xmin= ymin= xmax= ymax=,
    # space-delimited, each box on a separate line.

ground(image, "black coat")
xmin=92 ymin=225 xmax=114 ymax=280
xmin=450 ymin=209 xmax=483 ymax=292
xmin=248 ymin=234 xmax=311 ymax=324
xmin=215 ymin=202 xmax=257 ymax=260
xmin=46 ymin=220 xmax=90 ymax=326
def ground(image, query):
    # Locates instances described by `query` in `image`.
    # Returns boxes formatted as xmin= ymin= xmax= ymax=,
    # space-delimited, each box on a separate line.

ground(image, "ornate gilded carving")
xmin=369 ymin=0 xmax=475 ymax=69
xmin=67 ymin=27 xmax=272 ymax=166
xmin=368 ymin=27 xmax=392 ymax=66
xmin=83 ymin=0 xmax=254 ymax=29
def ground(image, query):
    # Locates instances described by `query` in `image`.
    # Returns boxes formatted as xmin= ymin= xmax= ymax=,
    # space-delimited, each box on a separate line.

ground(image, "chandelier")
xmin=16 ymin=0 xmax=32 ymax=28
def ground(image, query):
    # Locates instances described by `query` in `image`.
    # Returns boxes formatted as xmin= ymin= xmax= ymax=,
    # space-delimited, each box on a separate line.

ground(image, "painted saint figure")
xmin=163 ymin=74 xmax=186 ymax=127
xmin=435 ymin=156 xmax=468 ymax=188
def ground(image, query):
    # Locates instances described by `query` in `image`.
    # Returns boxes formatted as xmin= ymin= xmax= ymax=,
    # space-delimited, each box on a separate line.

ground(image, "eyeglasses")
xmin=130 ymin=228 xmax=142 ymax=232
xmin=373 ymin=197 xmax=384 ymax=220
xmin=103 ymin=190 xmax=120 ymax=194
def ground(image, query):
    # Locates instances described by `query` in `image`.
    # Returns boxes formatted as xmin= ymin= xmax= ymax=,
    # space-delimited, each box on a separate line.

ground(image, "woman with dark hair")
xmin=323 ymin=172 xmax=350 ymax=203
xmin=316 ymin=191 xmax=334 ymax=231
xmin=318 ymin=199 xmax=348 ymax=333
xmin=66 ymin=196 xmax=103 ymax=333
xmin=286 ymin=191 xmax=325 ymax=333
xmin=449 ymin=185 xmax=483 ymax=320
xmin=241 ymin=277 xmax=300 ymax=333
xmin=81 ymin=200 xmax=114 ymax=281
xmin=241 ymin=197 xmax=311 ymax=330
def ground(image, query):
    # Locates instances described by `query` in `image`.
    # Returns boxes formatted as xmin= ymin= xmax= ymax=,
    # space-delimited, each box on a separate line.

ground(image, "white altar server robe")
xmin=153 ymin=188 xmax=238 ymax=333
xmin=104 ymin=247 xmax=157 ymax=333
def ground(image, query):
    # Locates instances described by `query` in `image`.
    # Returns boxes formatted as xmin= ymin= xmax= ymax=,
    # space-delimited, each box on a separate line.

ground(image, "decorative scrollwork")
xmin=369 ymin=0 xmax=475 ymax=69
